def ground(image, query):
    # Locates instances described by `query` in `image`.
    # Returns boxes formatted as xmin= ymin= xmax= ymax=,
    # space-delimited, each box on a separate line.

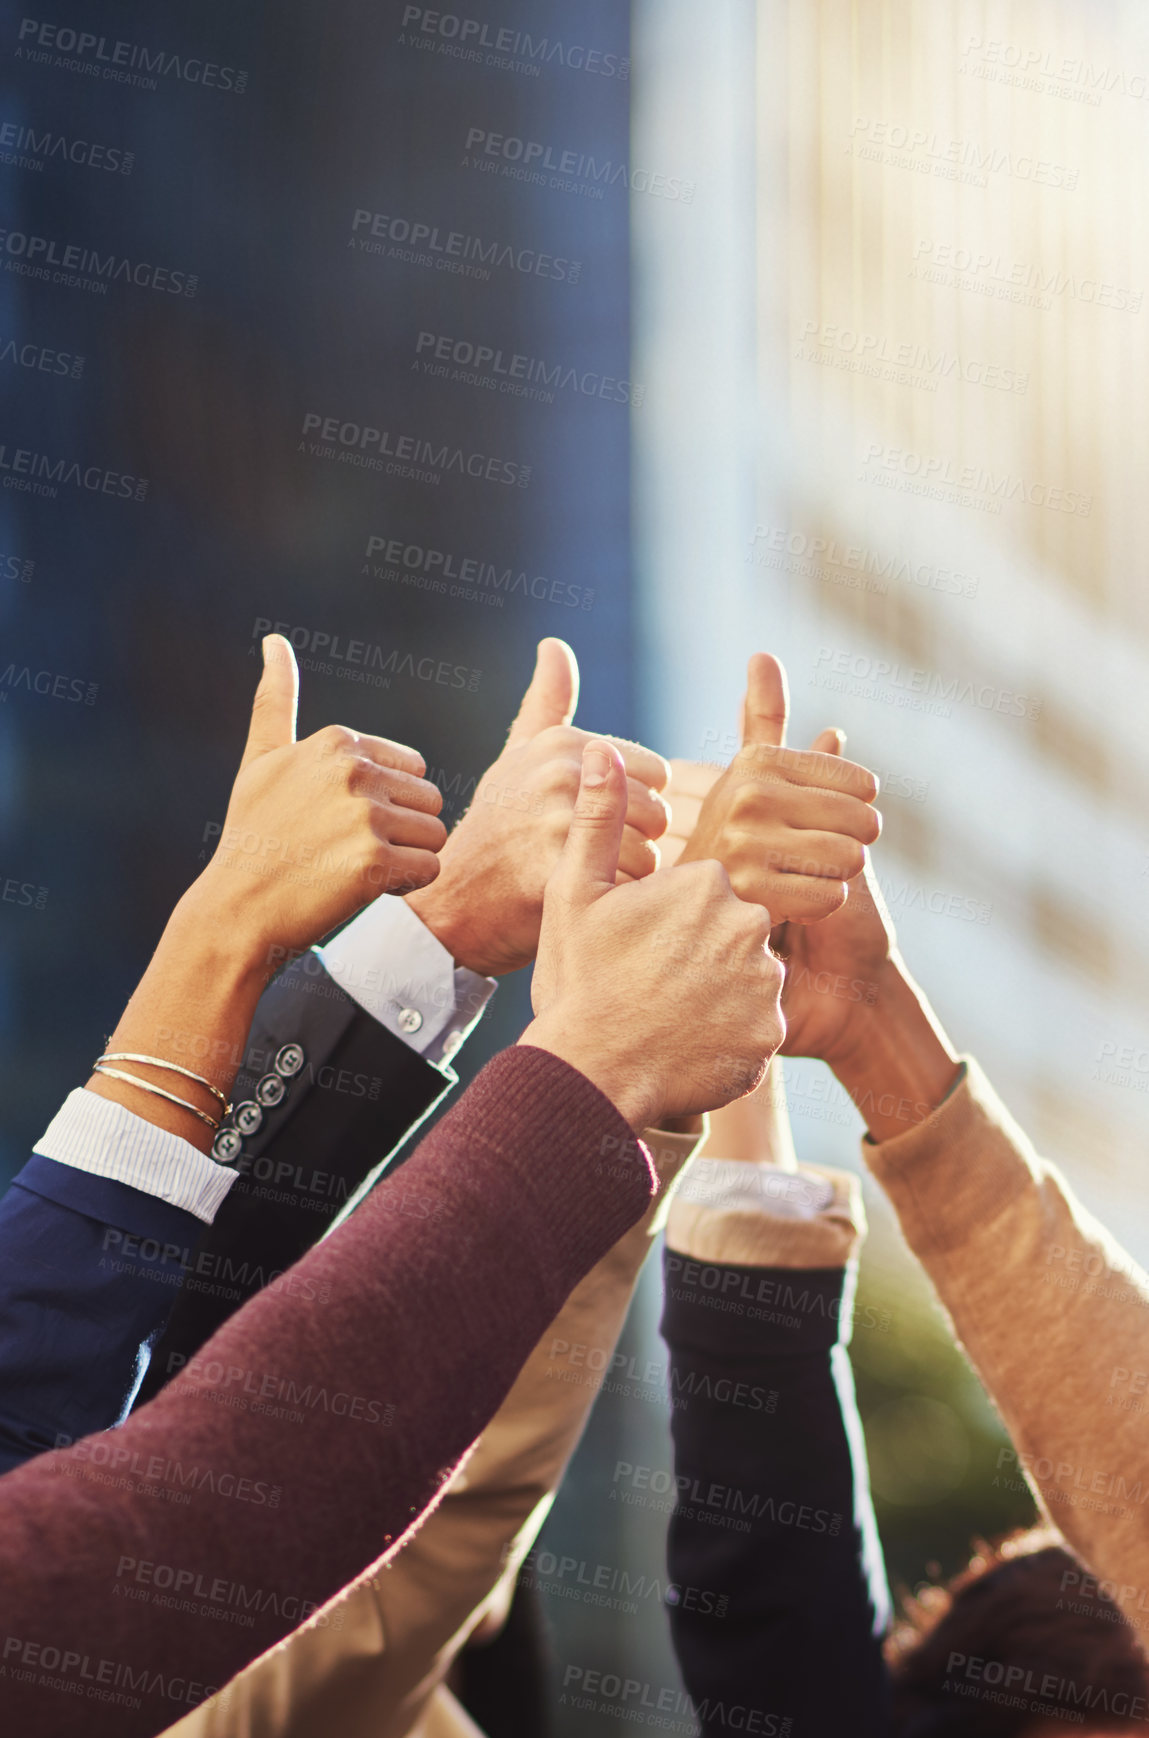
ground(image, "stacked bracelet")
xmin=92 ymin=1052 xmax=232 ymax=1133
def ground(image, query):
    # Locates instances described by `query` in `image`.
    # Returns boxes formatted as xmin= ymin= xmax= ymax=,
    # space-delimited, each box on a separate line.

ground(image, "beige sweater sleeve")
xmin=866 ymin=1057 xmax=1149 ymax=1632
xmin=161 ymin=1125 xmax=705 ymax=1738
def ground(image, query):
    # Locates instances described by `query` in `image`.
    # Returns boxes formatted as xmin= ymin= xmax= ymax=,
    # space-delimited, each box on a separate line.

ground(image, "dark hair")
xmin=887 ymin=1528 xmax=1149 ymax=1736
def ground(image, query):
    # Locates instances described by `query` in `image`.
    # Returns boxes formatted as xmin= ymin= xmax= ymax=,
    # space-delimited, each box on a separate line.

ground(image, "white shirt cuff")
xmin=674 ymin=1159 xmax=836 ymax=1219
xmin=318 ymin=896 xmax=497 ymax=1069
xmin=33 ymin=1088 xmax=238 ymax=1223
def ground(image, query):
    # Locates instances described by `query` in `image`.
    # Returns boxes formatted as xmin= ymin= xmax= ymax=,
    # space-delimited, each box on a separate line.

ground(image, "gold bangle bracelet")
xmin=92 ymin=1064 xmax=222 ymax=1132
xmin=95 ymin=1052 xmax=231 ymax=1114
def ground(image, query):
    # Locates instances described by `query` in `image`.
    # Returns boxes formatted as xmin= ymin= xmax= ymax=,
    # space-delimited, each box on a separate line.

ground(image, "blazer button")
xmin=256 ymin=1073 xmax=287 ymax=1108
xmin=234 ymin=1101 xmax=264 ymax=1136
xmin=212 ymin=1128 xmax=244 ymax=1165
xmin=274 ymin=1043 xmax=305 ymax=1078
xmin=397 ymin=1007 xmax=423 ymax=1034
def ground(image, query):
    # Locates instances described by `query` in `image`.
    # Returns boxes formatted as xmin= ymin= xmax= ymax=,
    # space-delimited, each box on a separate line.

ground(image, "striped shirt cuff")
xmin=33 ymin=1088 xmax=239 ymax=1223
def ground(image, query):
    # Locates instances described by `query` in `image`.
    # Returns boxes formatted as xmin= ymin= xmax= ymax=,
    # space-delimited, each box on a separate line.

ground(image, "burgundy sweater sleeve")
xmin=0 ymin=1047 xmax=654 ymax=1738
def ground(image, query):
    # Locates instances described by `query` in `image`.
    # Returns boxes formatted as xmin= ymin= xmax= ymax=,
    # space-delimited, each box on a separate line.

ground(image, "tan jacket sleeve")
xmin=162 ymin=1125 xmax=705 ymax=1738
xmin=865 ymin=1056 xmax=1149 ymax=1633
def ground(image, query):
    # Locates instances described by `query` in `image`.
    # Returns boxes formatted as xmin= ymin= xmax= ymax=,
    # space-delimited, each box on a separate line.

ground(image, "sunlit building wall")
xmin=635 ymin=0 xmax=1149 ymax=1263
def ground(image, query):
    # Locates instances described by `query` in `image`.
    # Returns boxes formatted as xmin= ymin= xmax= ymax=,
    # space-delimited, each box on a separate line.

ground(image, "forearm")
xmin=865 ymin=1058 xmax=1149 ymax=1639
xmin=0 ymin=1047 xmax=655 ymax=1738
xmin=827 ymin=957 xmax=962 ymax=1143
xmin=663 ymin=1237 xmax=889 ymax=1737
xmin=0 ymin=1169 xmax=206 ymax=1468
xmin=176 ymin=1122 xmax=707 ymax=1738
xmin=84 ymin=880 xmax=270 ymax=1152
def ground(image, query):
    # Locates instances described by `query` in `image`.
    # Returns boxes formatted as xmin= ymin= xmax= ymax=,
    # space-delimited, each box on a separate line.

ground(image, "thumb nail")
xmin=582 ymin=744 xmax=612 ymax=787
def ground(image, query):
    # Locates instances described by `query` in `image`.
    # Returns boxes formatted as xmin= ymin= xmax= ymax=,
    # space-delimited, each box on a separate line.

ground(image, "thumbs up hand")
xmin=200 ymin=635 xmax=448 ymax=961
xmin=406 ymin=638 xmax=670 ymax=977
xmin=522 ymin=742 xmax=784 ymax=1132
xmin=676 ymin=654 xmax=882 ymax=924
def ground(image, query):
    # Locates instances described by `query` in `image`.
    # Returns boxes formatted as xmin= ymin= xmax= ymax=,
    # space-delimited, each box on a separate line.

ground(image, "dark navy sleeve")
xmin=136 ymin=949 xmax=454 ymax=1403
xmin=0 ymin=1154 xmax=206 ymax=1472
xmin=661 ymin=1250 xmax=891 ymax=1738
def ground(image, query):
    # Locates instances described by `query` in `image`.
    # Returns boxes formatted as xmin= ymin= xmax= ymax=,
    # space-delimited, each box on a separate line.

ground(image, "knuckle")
xmin=696 ymin=857 xmax=733 ymax=897
xmin=728 ymin=780 xmax=765 ymax=820
xmin=319 ymin=722 xmax=357 ymax=755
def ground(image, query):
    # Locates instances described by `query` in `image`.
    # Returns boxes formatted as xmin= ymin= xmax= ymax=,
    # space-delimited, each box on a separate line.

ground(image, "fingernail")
xmin=583 ymin=744 xmax=612 ymax=787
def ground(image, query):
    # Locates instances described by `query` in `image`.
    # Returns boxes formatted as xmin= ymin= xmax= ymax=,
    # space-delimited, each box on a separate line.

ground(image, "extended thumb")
xmin=506 ymin=638 xmax=579 ymax=746
xmin=740 ymin=653 xmax=790 ymax=751
xmin=550 ymin=739 xmax=627 ymax=910
xmin=239 ymin=634 xmax=299 ymax=768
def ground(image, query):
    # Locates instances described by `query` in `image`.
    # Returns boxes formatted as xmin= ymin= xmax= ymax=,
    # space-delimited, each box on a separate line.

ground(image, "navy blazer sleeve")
xmin=0 ymin=1155 xmax=206 ymax=1471
xmin=136 ymin=949 xmax=454 ymax=1402
xmin=661 ymin=1249 xmax=891 ymax=1738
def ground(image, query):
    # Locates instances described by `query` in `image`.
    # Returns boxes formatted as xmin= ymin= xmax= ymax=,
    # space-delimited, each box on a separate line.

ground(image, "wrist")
xmin=519 ymin=1015 xmax=657 ymax=1132
xmin=175 ymin=876 xmax=279 ymax=987
xmin=703 ymin=1061 xmax=796 ymax=1167
xmin=406 ymin=879 xmax=515 ymax=978
xmin=828 ymin=957 xmax=961 ymax=1142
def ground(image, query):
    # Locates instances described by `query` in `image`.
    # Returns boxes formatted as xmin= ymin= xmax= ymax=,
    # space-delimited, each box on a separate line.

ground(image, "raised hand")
xmin=522 ymin=740 xmax=784 ymax=1132
xmin=771 ymin=730 xmax=961 ymax=1138
xmin=202 ymin=635 xmax=447 ymax=958
xmin=770 ymin=731 xmax=899 ymax=1066
xmin=405 ymin=638 xmax=670 ymax=976
xmin=676 ymin=654 xmax=882 ymax=924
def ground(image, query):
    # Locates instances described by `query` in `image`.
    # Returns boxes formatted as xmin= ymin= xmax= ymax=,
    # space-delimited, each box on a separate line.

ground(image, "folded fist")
xmin=201 ymin=636 xmax=447 ymax=958
xmin=522 ymin=740 xmax=784 ymax=1132
xmin=675 ymin=654 xmax=882 ymax=923
xmin=406 ymin=639 xmax=670 ymax=976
